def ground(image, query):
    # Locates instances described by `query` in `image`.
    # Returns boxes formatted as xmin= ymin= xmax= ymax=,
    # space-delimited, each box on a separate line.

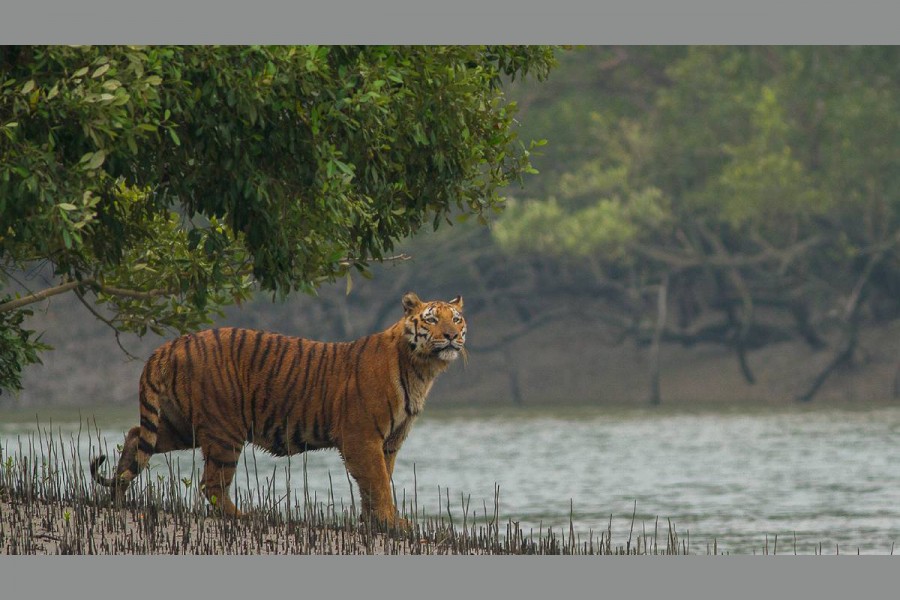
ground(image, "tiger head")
xmin=401 ymin=292 xmax=467 ymax=362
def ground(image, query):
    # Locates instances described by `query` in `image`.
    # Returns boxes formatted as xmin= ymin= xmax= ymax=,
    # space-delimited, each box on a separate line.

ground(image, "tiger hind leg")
xmin=90 ymin=389 xmax=172 ymax=500
xmin=90 ymin=427 xmax=141 ymax=503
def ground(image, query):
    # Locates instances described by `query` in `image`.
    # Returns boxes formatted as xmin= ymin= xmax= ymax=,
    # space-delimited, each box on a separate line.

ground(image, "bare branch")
xmin=0 ymin=279 xmax=90 ymax=313
xmin=95 ymin=284 xmax=172 ymax=301
xmin=338 ymin=253 xmax=412 ymax=268
xmin=73 ymin=288 xmax=140 ymax=361
xmin=0 ymin=277 xmax=181 ymax=313
xmin=629 ymin=234 xmax=825 ymax=271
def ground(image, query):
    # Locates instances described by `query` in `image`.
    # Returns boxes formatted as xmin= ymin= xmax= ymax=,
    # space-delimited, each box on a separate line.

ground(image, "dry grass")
xmin=0 ymin=422 xmax=701 ymax=555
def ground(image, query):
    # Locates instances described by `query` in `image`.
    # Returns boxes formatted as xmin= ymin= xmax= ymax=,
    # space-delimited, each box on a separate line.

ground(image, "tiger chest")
xmin=394 ymin=373 xmax=433 ymax=421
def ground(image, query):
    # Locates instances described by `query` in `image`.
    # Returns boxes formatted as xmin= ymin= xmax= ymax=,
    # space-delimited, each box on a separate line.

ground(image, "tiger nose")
xmin=443 ymin=331 xmax=458 ymax=341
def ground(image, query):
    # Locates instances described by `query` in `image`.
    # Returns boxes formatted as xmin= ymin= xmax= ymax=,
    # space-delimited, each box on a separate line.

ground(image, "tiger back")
xmin=90 ymin=291 xmax=466 ymax=527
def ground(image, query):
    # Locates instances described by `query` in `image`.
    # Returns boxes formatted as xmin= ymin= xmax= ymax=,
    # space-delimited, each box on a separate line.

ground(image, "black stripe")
xmin=204 ymin=432 xmax=241 ymax=454
xmin=373 ymin=416 xmax=386 ymax=440
xmin=409 ymin=360 xmax=425 ymax=382
xmin=300 ymin=343 xmax=322 ymax=431
xmin=234 ymin=328 xmax=248 ymax=365
xmin=161 ymin=413 xmax=193 ymax=447
xmin=206 ymin=331 xmax=229 ymax=402
xmin=198 ymin=332 xmax=209 ymax=365
xmin=145 ymin=378 xmax=161 ymax=395
xmin=399 ymin=368 xmax=412 ymax=416
xmin=183 ymin=336 xmax=194 ymax=382
xmin=127 ymin=459 xmax=139 ymax=475
xmin=307 ymin=343 xmax=329 ymax=425
xmin=271 ymin=343 xmax=304 ymax=446
xmin=261 ymin=412 xmax=276 ymax=440
xmin=248 ymin=335 xmax=276 ymax=421
xmin=207 ymin=456 xmax=239 ymax=469
xmin=261 ymin=335 xmax=288 ymax=411
xmin=140 ymin=416 xmax=158 ymax=434
xmin=169 ymin=346 xmax=180 ymax=401
xmin=256 ymin=335 xmax=276 ymax=371
xmin=353 ymin=340 xmax=367 ymax=412
xmin=138 ymin=438 xmax=155 ymax=455
xmin=279 ymin=339 xmax=305 ymax=401
xmin=272 ymin=426 xmax=287 ymax=456
xmin=296 ymin=342 xmax=316 ymax=408
xmin=387 ymin=397 xmax=395 ymax=434
xmin=140 ymin=396 xmax=157 ymax=415
xmin=168 ymin=341 xmax=183 ymax=418
xmin=218 ymin=331 xmax=247 ymax=434
xmin=312 ymin=415 xmax=321 ymax=443
xmin=270 ymin=336 xmax=291 ymax=377
xmin=291 ymin=422 xmax=305 ymax=451
xmin=320 ymin=344 xmax=337 ymax=433
xmin=144 ymin=357 xmax=162 ymax=394
xmin=247 ymin=330 xmax=266 ymax=370
xmin=355 ymin=335 xmax=372 ymax=360
xmin=197 ymin=369 xmax=216 ymax=427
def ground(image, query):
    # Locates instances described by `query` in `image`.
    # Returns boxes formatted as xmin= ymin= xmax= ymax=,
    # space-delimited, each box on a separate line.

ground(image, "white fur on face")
xmin=438 ymin=348 xmax=460 ymax=362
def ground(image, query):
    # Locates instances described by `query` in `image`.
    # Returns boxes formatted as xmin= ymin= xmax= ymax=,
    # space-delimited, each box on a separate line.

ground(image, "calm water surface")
xmin=2 ymin=403 xmax=899 ymax=554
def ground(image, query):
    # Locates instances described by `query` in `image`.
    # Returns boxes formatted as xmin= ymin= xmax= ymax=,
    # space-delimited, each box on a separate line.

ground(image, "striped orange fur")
xmin=90 ymin=292 xmax=466 ymax=527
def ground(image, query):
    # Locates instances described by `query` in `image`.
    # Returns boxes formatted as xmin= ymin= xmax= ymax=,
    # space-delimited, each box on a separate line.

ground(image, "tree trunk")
xmin=796 ymin=315 xmax=859 ymax=403
xmin=796 ymin=250 xmax=881 ymax=402
xmin=649 ymin=274 xmax=669 ymax=406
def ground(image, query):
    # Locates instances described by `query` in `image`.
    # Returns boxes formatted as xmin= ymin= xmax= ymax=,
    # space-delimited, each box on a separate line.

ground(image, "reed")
xmin=0 ymin=419 xmax=838 ymax=555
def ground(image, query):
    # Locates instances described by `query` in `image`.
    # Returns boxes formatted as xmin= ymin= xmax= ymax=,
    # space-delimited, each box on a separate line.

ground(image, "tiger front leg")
xmin=200 ymin=447 xmax=244 ymax=518
xmin=341 ymin=439 xmax=408 ymax=530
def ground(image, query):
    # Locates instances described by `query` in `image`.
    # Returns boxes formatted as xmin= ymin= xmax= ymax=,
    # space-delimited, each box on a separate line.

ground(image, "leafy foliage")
xmin=0 ymin=45 xmax=558 ymax=394
xmin=0 ymin=304 xmax=49 ymax=395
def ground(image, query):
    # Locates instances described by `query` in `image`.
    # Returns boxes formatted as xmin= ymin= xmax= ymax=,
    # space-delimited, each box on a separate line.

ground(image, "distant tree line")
xmin=493 ymin=46 xmax=900 ymax=402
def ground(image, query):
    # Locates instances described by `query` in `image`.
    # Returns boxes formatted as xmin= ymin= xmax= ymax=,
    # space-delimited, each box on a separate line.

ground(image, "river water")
xmin=2 ymin=403 xmax=899 ymax=554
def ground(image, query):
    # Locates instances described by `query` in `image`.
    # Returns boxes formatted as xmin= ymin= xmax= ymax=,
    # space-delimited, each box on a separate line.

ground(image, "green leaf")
xmin=20 ymin=80 xmax=35 ymax=95
xmin=58 ymin=203 xmax=77 ymax=211
xmin=92 ymin=64 xmax=110 ymax=78
xmin=72 ymin=67 xmax=89 ymax=78
xmin=86 ymin=150 xmax=106 ymax=170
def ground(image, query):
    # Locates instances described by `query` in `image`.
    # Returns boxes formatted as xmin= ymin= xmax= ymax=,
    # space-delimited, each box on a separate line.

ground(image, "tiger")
xmin=90 ymin=292 xmax=466 ymax=528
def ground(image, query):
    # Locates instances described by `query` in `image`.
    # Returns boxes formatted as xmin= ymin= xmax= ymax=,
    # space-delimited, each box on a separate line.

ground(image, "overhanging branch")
xmin=0 ymin=280 xmax=86 ymax=312
xmin=0 ymin=278 xmax=174 ymax=313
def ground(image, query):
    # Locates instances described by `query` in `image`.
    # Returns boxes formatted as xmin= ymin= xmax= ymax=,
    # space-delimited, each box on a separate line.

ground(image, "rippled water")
xmin=2 ymin=403 xmax=899 ymax=554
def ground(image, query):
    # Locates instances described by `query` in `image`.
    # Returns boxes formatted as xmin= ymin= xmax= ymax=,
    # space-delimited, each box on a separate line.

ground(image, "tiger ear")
xmin=449 ymin=295 xmax=464 ymax=310
xmin=402 ymin=292 xmax=422 ymax=315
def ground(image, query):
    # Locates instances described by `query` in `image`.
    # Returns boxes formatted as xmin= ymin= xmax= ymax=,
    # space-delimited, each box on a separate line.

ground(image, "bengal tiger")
xmin=90 ymin=292 xmax=466 ymax=528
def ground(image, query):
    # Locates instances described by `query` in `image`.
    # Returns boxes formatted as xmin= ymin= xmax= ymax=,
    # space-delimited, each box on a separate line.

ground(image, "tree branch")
xmin=73 ymin=288 xmax=140 ymax=361
xmin=629 ymin=234 xmax=825 ymax=271
xmin=95 ymin=284 xmax=172 ymax=301
xmin=0 ymin=277 xmax=175 ymax=313
xmin=0 ymin=279 xmax=88 ymax=313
